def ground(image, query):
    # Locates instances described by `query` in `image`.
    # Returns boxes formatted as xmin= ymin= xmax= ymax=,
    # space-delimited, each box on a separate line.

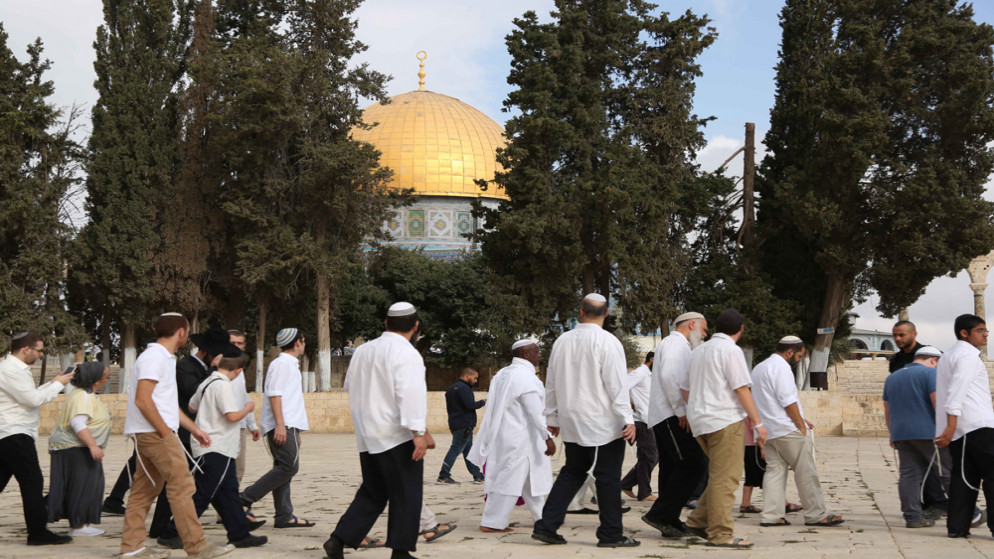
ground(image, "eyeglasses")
xmin=30 ymin=346 xmax=44 ymax=354
xmin=972 ymin=328 xmax=989 ymax=334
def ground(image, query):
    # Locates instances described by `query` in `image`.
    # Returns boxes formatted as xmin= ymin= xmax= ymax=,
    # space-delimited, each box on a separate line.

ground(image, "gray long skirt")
xmin=48 ymin=446 xmax=104 ymax=526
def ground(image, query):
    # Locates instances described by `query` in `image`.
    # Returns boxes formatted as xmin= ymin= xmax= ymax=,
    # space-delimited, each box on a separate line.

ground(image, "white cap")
xmin=779 ymin=335 xmax=803 ymax=344
xmin=674 ymin=312 xmax=704 ymax=325
xmin=512 ymin=339 xmax=538 ymax=350
xmin=160 ymin=312 xmax=183 ymax=317
xmin=916 ymin=346 xmax=942 ymax=358
xmin=387 ymin=302 xmax=416 ymax=317
xmin=583 ymin=293 xmax=607 ymax=303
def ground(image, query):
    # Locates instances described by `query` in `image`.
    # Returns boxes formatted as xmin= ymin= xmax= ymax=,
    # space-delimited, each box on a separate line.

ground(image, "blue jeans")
xmin=438 ymin=428 xmax=482 ymax=481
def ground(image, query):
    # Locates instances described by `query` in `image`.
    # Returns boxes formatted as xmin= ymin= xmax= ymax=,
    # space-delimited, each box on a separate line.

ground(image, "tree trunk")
xmin=582 ymin=267 xmax=595 ymax=296
xmin=122 ymin=323 xmax=137 ymax=394
xmin=256 ymin=299 xmax=267 ymax=393
xmin=316 ymin=272 xmax=331 ymax=392
xmin=39 ymin=352 xmax=47 ymax=385
xmin=804 ymin=275 xmax=847 ymax=390
xmin=101 ymin=311 xmax=112 ymax=364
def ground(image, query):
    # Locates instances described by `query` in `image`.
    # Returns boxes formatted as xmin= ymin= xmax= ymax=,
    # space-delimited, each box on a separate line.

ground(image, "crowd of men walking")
xmin=0 ymin=298 xmax=992 ymax=557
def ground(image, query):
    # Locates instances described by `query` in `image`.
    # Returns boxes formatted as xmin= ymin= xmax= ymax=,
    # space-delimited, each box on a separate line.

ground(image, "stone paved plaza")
xmin=0 ymin=433 xmax=991 ymax=559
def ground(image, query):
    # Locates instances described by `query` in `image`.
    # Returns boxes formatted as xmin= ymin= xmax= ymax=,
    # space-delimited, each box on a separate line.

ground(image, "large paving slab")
xmin=0 ymin=434 xmax=990 ymax=558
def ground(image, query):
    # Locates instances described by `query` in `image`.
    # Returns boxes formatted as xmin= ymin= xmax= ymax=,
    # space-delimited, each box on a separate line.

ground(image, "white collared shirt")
xmin=125 ymin=343 xmax=181 ymax=435
xmin=647 ymin=332 xmax=691 ymax=427
xmin=189 ymin=371 xmax=241 ymax=459
xmin=0 ymin=354 xmax=65 ymax=440
xmin=230 ymin=371 xmax=258 ymax=431
xmin=751 ymin=353 xmax=803 ymax=440
xmin=685 ymin=333 xmax=751 ymax=436
xmin=261 ymin=352 xmax=309 ymax=434
xmin=344 ymin=331 xmax=427 ymax=454
xmin=626 ymin=364 xmax=651 ymax=424
xmin=545 ymin=323 xmax=633 ymax=447
xmin=935 ymin=340 xmax=994 ymax=440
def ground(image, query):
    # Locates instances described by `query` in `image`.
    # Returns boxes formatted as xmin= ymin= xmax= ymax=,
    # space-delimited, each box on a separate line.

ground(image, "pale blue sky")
xmin=4 ymin=0 xmax=994 ymax=349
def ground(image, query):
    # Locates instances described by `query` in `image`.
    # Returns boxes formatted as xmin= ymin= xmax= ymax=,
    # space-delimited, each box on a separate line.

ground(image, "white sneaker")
xmin=120 ymin=547 xmax=171 ymax=558
xmin=70 ymin=525 xmax=106 ymax=536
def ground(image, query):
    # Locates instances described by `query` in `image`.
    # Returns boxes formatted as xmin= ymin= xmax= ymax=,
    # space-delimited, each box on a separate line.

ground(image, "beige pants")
xmin=236 ymin=428 xmax=248 ymax=483
xmin=687 ymin=420 xmax=745 ymax=545
xmin=761 ymin=430 xmax=827 ymax=524
xmin=120 ymin=432 xmax=207 ymax=555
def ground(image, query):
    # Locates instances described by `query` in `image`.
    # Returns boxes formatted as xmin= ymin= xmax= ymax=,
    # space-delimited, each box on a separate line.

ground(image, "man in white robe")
xmin=469 ymin=340 xmax=555 ymax=532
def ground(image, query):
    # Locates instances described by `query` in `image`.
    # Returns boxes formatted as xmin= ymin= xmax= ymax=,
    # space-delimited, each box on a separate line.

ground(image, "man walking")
xmin=752 ymin=336 xmax=843 ymax=528
xmin=531 ymin=293 xmax=639 ymax=548
xmin=437 ymin=368 xmax=485 ymax=485
xmin=0 ymin=333 xmax=75 ymax=546
xmin=641 ymin=312 xmax=709 ymax=538
xmin=119 ymin=313 xmax=232 ymax=559
xmin=890 ymin=321 xmax=925 ymax=373
xmin=681 ymin=309 xmax=767 ymax=549
xmin=325 ymin=302 xmax=428 ymax=559
xmin=621 ymin=352 xmax=658 ymax=501
xmin=935 ymin=314 xmax=994 ymax=538
xmin=468 ymin=340 xmax=554 ymax=532
xmin=240 ymin=328 xmax=312 ymax=528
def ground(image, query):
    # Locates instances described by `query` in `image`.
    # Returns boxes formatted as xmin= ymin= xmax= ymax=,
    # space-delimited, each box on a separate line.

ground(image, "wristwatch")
xmin=414 ymin=430 xmax=425 ymax=437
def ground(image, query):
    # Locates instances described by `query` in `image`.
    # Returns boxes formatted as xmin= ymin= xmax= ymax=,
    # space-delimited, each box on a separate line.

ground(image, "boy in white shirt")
xmin=157 ymin=351 xmax=267 ymax=549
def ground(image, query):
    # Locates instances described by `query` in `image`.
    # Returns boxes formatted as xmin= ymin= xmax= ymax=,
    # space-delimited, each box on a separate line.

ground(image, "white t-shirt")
xmin=685 ymin=333 xmax=751 ymax=436
xmin=626 ymin=364 xmax=651 ymax=424
xmin=261 ymin=353 xmax=309 ymax=434
xmin=230 ymin=371 xmax=258 ymax=431
xmin=124 ymin=343 xmax=180 ymax=435
xmin=751 ymin=353 xmax=803 ymax=440
xmin=189 ymin=371 xmax=242 ymax=459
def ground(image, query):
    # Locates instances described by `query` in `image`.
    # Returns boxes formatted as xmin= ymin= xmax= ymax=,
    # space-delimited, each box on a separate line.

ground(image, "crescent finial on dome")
xmin=417 ymin=51 xmax=427 ymax=91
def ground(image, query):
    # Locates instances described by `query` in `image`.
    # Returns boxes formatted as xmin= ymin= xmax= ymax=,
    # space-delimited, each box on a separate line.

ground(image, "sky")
xmin=4 ymin=0 xmax=994 ymax=351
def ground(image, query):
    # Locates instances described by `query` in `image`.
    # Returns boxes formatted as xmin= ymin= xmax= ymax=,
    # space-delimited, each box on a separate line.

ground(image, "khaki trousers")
xmin=761 ymin=430 xmax=827 ymax=524
xmin=686 ymin=420 xmax=744 ymax=545
xmin=120 ymin=432 xmax=207 ymax=555
xmin=236 ymin=428 xmax=248 ymax=483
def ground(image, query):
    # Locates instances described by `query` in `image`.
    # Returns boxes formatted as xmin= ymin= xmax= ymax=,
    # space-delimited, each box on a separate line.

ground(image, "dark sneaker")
xmin=26 ymin=530 xmax=72 ymax=546
xmin=436 ymin=477 xmax=461 ymax=485
xmin=473 ymin=476 xmax=485 ymax=484
xmin=531 ymin=531 xmax=567 ymax=545
xmin=103 ymin=501 xmax=127 ymax=516
xmin=156 ymin=536 xmax=184 ymax=550
xmin=230 ymin=534 xmax=267 ymax=548
xmin=907 ymin=518 xmax=936 ymax=528
xmin=248 ymin=519 xmax=266 ymax=531
xmin=597 ymin=536 xmax=640 ymax=548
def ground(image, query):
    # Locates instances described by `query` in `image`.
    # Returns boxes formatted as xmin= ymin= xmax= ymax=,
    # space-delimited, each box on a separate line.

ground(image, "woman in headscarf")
xmin=47 ymin=361 xmax=112 ymax=536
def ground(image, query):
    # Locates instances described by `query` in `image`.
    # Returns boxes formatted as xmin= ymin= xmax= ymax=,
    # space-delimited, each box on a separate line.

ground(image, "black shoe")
xmin=390 ymin=551 xmax=419 ymax=559
xmin=531 ymin=531 xmax=567 ymax=545
xmin=621 ymin=506 xmax=632 ymax=513
xmin=230 ymin=534 xmax=267 ymax=548
xmin=102 ymin=501 xmax=126 ymax=516
xmin=324 ymin=535 xmax=345 ymax=559
xmin=156 ymin=535 xmax=184 ymax=549
xmin=597 ymin=536 xmax=640 ymax=548
xmin=249 ymin=519 xmax=266 ymax=531
xmin=567 ymin=507 xmax=599 ymax=515
xmin=26 ymin=530 xmax=72 ymax=546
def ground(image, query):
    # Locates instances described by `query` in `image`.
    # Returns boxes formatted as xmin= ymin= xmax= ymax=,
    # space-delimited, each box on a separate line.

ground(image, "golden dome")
xmin=353 ymin=89 xmax=507 ymax=199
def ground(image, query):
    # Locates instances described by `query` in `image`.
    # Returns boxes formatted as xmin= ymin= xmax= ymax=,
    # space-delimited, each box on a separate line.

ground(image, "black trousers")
xmin=331 ymin=440 xmax=423 ymax=552
xmin=535 ymin=438 xmax=626 ymax=543
xmin=620 ymin=421 xmax=659 ymax=499
xmin=645 ymin=416 xmax=707 ymax=527
xmin=948 ymin=428 xmax=994 ymax=537
xmin=0 ymin=434 xmax=49 ymax=537
xmin=161 ymin=453 xmax=250 ymax=543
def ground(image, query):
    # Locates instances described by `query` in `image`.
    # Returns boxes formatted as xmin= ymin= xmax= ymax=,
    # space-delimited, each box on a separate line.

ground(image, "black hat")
xmin=189 ymin=327 xmax=240 ymax=358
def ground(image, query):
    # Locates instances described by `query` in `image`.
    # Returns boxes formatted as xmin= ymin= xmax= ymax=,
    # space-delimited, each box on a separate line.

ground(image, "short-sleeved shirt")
xmin=49 ymin=389 xmax=112 ymax=451
xmin=883 ymin=362 xmax=937 ymax=441
xmin=125 ymin=343 xmax=180 ymax=435
xmin=685 ymin=333 xmax=751 ymax=436
xmin=751 ymin=353 xmax=804 ymax=440
xmin=626 ymin=364 xmax=651 ymax=424
xmin=189 ymin=371 xmax=241 ymax=459
xmin=261 ymin=353 xmax=309 ymax=434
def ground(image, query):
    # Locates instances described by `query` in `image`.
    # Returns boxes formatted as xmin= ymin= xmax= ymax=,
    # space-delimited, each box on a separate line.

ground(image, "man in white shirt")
xmin=752 ymin=336 xmax=842 ymax=528
xmin=682 ymin=309 xmax=767 ymax=549
xmin=227 ymin=330 xmax=260 ymax=484
xmin=239 ymin=328 xmax=312 ymax=529
xmin=641 ymin=312 xmax=709 ymax=538
xmin=0 ymin=332 xmax=75 ymax=546
xmin=468 ymin=339 xmax=555 ymax=532
xmin=120 ymin=313 xmax=232 ymax=559
xmin=326 ymin=302 xmax=429 ymax=559
xmin=621 ymin=352 xmax=658 ymax=501
xmin=935 ymin=314 xmax=994 ymax=538
xmin=531 ymin=294 xmax=639 ymax=548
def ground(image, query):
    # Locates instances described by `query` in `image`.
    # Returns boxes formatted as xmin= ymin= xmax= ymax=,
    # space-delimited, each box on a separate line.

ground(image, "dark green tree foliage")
xmin=70 ymin=0 xmax=194 ymax=355
xmin=758 ymin=0 xmax=994 ymax=360
xmin=0 ymin=25 xmax=84 ymax=354
xmin=475 ymin=0 xmax=716 ymax=334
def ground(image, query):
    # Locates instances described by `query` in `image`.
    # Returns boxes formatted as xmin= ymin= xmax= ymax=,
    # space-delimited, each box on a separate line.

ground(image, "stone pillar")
xmin=898 ymin=307 xmax=910 ymax=321
xmin=967 ymin=252 xmax=994 ymax=361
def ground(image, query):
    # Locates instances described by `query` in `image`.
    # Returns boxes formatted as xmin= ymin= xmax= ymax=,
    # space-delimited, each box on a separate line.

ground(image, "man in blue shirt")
xmin=437 ymin=368 xmax=486 ymax=484
xmin=884 ymin=346 xmax=950 ymax=528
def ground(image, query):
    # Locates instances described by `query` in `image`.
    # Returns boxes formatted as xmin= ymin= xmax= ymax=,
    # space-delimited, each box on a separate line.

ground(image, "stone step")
xmin=841 ymin=426 xmax=890 ymax=437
